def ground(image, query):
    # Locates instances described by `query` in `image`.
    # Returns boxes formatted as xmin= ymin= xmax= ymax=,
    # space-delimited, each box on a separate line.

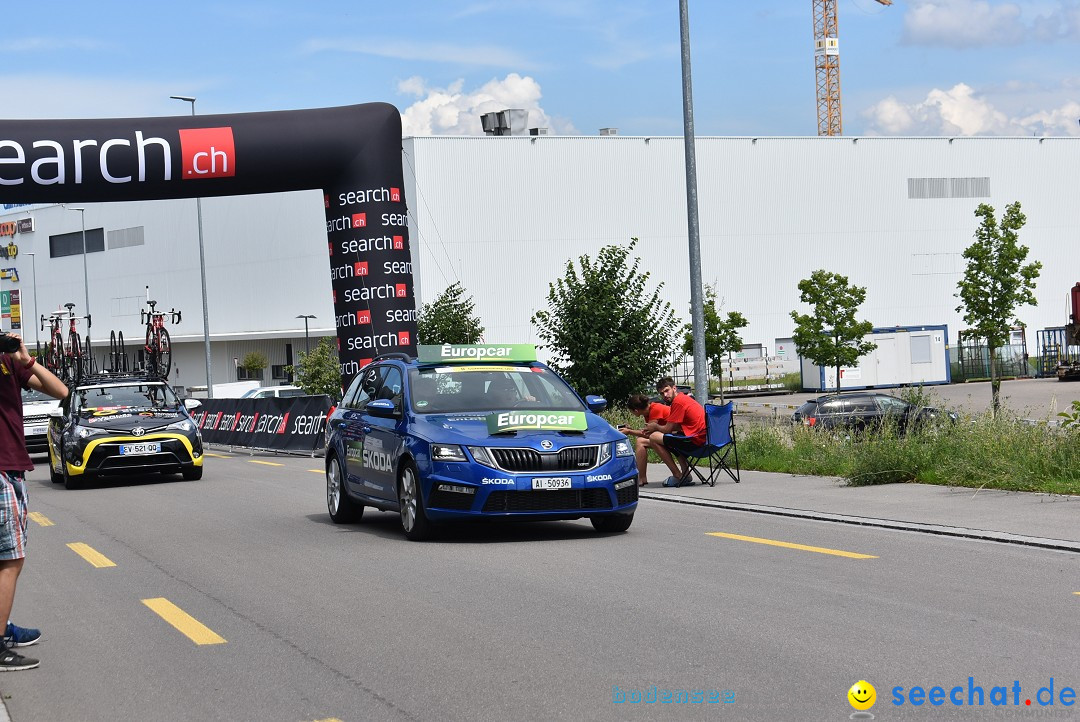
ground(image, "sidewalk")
xmin=639 ymin=463 xmax=1080 ymax=552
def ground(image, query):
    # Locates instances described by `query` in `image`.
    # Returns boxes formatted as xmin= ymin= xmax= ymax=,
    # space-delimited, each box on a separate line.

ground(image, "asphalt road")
xmin=3 ymin=452 xmax=1078 ymax=721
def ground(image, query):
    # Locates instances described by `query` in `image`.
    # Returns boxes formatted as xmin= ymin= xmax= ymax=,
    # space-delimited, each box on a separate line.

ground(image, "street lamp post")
xmin=296 ymin=315 xmax=316 ymax=354
xmin=65 ymin=207 xmax=92 ymax=324
xmin=25 ymin=252 xmax=39 ymax=352
xmin=171 ymin=94 xmax=214 ymax=397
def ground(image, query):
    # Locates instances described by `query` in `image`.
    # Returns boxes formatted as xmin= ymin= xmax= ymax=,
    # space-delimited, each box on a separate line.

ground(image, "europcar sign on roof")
xmin=417 ymin=344 xmax=537 ymax=363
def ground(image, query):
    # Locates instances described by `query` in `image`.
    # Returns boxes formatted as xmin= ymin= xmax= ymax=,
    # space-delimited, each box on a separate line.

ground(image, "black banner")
xmin=0 ymin=103 xmax=416 ymax=389
xmin=191 ymin=395 xmax=333 ymax=453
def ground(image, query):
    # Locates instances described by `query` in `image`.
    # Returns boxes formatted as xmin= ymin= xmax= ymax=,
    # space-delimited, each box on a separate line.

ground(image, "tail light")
xmin=806 ymin=417 xmax=816 ymax=427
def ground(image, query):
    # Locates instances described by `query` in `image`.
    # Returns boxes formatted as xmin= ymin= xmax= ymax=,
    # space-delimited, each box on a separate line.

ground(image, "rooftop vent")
xmin=599 ymin=128 xmax=618 ymax=136
xmin=480 ymin=109 xmax=530 ymax=136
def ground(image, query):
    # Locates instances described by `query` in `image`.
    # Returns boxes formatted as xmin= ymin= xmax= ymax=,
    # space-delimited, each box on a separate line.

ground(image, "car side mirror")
xmin=585 ymin=395 xmax=607 ymax=413
xmin=366 ymin=399 xmax=398 ymax=418
xmin=184 ymin=398 xmax=202 ymax=411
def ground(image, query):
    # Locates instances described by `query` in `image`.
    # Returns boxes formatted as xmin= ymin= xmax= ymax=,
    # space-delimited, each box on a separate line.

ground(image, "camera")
xmin=0 ymin=334 xmax=21 ymax=353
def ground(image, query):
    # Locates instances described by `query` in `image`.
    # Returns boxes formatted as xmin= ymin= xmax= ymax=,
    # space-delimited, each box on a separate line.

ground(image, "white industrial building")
xmin=3 ymin=134 xmax=1077 ymax=393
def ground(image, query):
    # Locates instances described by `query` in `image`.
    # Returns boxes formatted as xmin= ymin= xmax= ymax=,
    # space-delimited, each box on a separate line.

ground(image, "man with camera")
xmin=0 ymin=332 xmax=67 ymax=671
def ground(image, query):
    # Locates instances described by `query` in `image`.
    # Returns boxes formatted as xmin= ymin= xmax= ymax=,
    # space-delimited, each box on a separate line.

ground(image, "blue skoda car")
xmin=324 ymin=344 xmax=638 ymax=540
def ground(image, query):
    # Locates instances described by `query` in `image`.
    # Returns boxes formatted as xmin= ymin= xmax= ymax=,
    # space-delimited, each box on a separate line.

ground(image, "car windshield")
xmin=75 ymin=384 xmax=179 ymax=413
xmin=409 ymin=366 xmax=585 ymax=414
xmin=21 ymin=388 xmax=54 ymax=403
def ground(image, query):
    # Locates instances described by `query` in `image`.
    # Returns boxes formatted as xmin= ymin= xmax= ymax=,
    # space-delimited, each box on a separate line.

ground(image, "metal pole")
xmin=172 ymin=95 xmax=214 ymax=398
xmin=26 ymin=253 xmax=39 ymax=351
xmin=679 ymin=0 xmax=709 ymax=402
xmin=304 ymin=318 xmax=310 ymax=354
xmin=79 ymin=209 xmax=90 ymax=321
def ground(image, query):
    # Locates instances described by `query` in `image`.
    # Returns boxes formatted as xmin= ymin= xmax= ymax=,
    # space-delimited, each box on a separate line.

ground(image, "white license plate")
xmin=120 ymin=442 xmax=161 ymax=456
xmin=532 ymin=477 xmax=572 ymax=490
xmin=26 ymin=426 xmax=48 ymax=436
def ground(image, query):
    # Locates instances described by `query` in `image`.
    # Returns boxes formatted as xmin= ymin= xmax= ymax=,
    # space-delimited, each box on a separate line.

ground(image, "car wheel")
xmin=591 ymin=512 xmax=634 ymax=533
xmin=182 ymin=466 xmax=203 ymax=481
xmin=398 ymin=460 xmax=433 ymax=541
xmin=49 ymin=446 xmax=63 ymax=484
xmin=326 ymin=454 xmax=363 ymax=523
xmin=63 ymin=459 xmax=83 ymax=490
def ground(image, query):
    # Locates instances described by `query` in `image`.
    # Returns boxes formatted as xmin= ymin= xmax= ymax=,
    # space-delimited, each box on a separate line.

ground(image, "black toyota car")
xmin=47 ymin=375 xmax=204 ymax=489
xmin=792 ymin=392 xmax=959 ymax=434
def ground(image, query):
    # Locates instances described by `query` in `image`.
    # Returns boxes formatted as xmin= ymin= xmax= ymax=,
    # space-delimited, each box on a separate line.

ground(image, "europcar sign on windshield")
xmin=486 ymin=411 xmax=588 ymax=434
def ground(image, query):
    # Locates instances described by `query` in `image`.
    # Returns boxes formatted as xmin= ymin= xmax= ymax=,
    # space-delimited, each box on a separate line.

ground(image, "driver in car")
xmin=488 ymin=377 xmax=536 ymax=407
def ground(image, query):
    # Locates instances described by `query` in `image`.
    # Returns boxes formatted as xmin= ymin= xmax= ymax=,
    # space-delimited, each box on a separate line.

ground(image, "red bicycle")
xmin=41 ymin=303 xmax=90 ymax=382
xmin=142 ymin=300 xmax=180 ymax=379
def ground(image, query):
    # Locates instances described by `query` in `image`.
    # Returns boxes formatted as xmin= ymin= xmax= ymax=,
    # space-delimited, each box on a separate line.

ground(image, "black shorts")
xmin=662 ymin=434 xmax=701 ymax=456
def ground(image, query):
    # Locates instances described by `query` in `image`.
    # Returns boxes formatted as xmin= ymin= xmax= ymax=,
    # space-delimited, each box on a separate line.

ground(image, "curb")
xmin=639 ymin=492 xmax=1080 ymax=553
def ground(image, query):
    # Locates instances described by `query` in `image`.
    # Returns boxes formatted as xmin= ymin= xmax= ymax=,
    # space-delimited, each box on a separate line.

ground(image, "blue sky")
xmin=1 ymin=1 xmax=1078 ymax=137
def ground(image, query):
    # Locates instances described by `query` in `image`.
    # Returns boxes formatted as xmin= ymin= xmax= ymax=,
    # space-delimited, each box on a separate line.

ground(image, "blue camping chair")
xmin=678 ymin=402 xmax=740 ymax=486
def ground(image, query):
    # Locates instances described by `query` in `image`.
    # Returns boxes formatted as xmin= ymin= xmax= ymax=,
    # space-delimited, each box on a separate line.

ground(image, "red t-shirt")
xmin=667 ymin=393 xmax=707 ymax=445
xmin=646 ymin=402 xmax=670 ymax=425
xmin=0 ymin=353 xmax=35 ymax=471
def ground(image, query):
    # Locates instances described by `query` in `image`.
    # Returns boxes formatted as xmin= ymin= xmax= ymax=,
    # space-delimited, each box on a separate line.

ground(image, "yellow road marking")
xmin=142 ymin=598 xmax=226 ymax=645
xmin=204 ymin=452 xmax=232 ymax=459
xmin=67 ymin=543 xmax=117 ymax=568
xmin=28 ymin=512 xmax=54 ymax=527
xmin=312 ymin=719 xmax=344 ymax=722
xmin=1074 ymin=592 xmax=1080 ymax=596
xmin=248 ymin=460 xmax=283 ymax=467
xmin=308 ymin=469 xmax=323 ymax=474
xmin=706 ymin=532 xmax=877 ymax=559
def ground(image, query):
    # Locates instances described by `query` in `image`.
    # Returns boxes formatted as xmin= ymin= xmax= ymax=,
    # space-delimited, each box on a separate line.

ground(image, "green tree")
xmin=289 ymin=337 xmax=344 ymax=399
xmin=531 ymin=238 xmax=677 ymax=405
xmin=416 ymin=282 xmax=485 ymax=345
xmin=240 ymin=350 xmax=268 ymax=377
xmin=790 ymin=270 xmax=876 ymax=394
xmin=680 ymin=284 xmax=748 ymax=402
xmin=955 ymin=202 xmax=1041 ymax=414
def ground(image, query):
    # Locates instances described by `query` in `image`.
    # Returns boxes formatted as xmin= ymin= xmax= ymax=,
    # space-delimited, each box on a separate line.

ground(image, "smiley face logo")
xmin=848 ymin=680 xmax=876 ymax=711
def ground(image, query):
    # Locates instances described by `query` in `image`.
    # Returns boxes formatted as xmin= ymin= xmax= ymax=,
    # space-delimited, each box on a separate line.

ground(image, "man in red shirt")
xmin=640 ymin=377 xmax=706 ymax=487
xmin=0 ymin=333 xmax=67 ymax=671
xmin=621 ymin=394 xmax=671 ymax=486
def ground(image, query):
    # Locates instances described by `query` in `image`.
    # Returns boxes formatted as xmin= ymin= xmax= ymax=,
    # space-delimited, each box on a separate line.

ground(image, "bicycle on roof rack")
xmin=142 ymin=300 xmax=180 ymax=380
xmin=41 ymin=303 xmax=92 ymax=383
xmin=108 ymin=329 xmax=128 ymax=373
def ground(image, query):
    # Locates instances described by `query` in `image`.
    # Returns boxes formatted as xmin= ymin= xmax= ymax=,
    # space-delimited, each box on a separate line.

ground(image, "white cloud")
xmin=301 ymin=38 xmax=538 ymax=70
xmin=861 ymin=82 xmax=1080 ymax=136
xmin=903 ymin=0 xmax=1080 ymax=48
xmin=398 ymin=73 xmax=577 ymax=136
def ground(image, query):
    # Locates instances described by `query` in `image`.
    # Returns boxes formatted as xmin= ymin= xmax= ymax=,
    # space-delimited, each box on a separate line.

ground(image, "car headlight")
xmin=466 ymin=446 xmax=497 ymax=469
xmin=76 ymin=426 xmax=109 ymax=439
xmin=166 ymin=420 xmax=194 ymax=432
xmin=614 ymin=439 xmax=633 ymax=457
xmin=431 ymin=444 xmax=467 ymax=462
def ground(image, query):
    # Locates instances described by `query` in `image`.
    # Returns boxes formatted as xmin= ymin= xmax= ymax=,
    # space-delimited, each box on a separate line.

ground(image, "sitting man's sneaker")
xmin=6 ymin=622 xmax=41 ymax=647
xmin=0 ymin=645 xmax=39 ymax=671
xmin=662 ymin=475 xmax=679 ymax=487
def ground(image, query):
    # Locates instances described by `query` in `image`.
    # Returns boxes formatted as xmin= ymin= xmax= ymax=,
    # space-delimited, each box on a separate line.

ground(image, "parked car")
xmin=22 ymin=387 xmax=62 ymax=455
xmin=324 ymin=345 xmax=638 ymax=540
xmin=47 ymin=374 xmax=204 ymax=489
xmin=792 ymin=392 xmax=959 ymax=433
xmin=240 ymin=385 xmax=307 ymax=399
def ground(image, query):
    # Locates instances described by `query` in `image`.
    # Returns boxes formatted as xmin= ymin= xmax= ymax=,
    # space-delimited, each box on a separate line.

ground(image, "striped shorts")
xmin=0 ymin=471 xmax=28 ymax=561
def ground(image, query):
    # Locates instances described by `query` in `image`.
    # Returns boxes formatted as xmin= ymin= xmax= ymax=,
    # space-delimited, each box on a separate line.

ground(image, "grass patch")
xmin=738 ymin=412 xmax=1080 ymax=495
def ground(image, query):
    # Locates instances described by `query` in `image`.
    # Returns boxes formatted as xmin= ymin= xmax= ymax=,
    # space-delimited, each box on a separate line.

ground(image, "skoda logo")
xmin=540 ymin=440 xmax=553 ymax=450
xmin=132 ymin=427 xmax=145 ymax=437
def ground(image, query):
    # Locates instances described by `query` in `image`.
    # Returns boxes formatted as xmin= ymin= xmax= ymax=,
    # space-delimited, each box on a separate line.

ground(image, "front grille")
xmin=427 ymin=488 xmax=475 ymax=511
xmin=87 ymin=438 xmax=192 ymax=473
xmin=615 ymin=483 xmax=638 ymax=506
xmin=490 ymin=445 xmax=599 ymax=473
xmin=482 ymin=489 xmax=612 ymax=513
xmin=24 ymin=414 xmax=48 ymax=425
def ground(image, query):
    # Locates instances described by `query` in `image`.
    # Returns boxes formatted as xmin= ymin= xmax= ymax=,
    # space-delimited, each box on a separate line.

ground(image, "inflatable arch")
xmin=0 ymin=102 xmax=414 ymax=387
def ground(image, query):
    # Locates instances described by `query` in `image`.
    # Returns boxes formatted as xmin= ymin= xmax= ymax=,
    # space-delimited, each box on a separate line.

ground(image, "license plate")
xmin=532 ymin=477 xmax=572 ymax=490
xmin=120 ymin=442 xmax=161 ymax=455
xmin=26 ymin=426 xmax=47 ymax=436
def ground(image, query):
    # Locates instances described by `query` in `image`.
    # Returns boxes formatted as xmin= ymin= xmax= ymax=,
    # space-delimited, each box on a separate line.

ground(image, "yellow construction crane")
xmin=814 ymin=0 xmax=891 ymax=136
